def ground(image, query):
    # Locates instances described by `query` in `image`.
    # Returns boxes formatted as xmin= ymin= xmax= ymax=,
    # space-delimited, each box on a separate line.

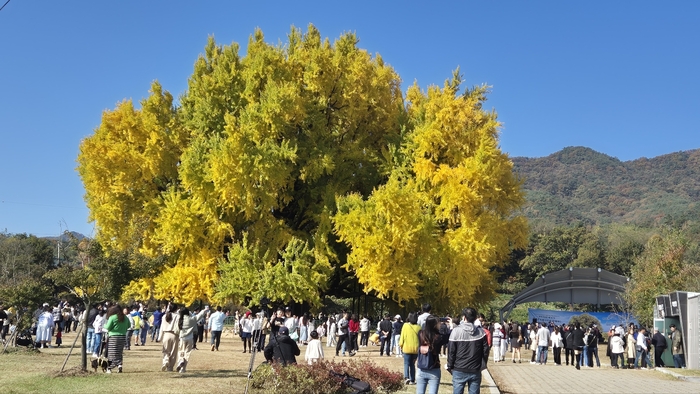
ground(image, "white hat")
xmin=394 ymin=314 xmax=401 ymax=320
xmin=494 ymin=323 xmax=501 ymax=329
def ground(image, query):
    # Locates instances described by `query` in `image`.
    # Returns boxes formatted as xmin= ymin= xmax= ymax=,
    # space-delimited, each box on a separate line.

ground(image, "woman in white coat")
xmin=36 ymin=304 xmax=54 ymax=348
xmin=158 ymin=306 xmax=180 ymax=372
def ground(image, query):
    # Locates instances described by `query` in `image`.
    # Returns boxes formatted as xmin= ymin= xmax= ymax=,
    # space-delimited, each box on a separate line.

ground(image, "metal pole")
xmin=60 ymin=324 xmax=83 ymax=372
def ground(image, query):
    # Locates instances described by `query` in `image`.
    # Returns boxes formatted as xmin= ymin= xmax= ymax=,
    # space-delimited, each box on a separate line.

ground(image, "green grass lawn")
xmin=0 ymin=330 xmax=466 ymax=393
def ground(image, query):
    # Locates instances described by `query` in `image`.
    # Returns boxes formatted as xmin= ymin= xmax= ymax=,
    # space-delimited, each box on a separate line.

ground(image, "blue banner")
xmin=528 ymin=309 xmax=638 ymax=330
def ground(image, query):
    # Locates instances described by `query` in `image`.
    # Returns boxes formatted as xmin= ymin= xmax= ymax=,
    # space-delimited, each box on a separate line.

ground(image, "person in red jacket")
xmin=348 ymin=314 xmax=360 ymax=356
xmin=483 ymin=325 xmax=492 ymax=348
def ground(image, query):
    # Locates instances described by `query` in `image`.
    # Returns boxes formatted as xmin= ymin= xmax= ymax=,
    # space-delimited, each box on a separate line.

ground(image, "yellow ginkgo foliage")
xmin=335 ymin=74 xmax=528 ymax=309
xmin=78 ymin=26 xmax=526 ymax=309
xmin=78 ymin=25 xmax=403 ymax=306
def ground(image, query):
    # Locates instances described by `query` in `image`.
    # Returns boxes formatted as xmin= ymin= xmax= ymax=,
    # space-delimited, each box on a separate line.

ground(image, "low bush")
xmin=251 ymin=359 xmax=404 ymax=394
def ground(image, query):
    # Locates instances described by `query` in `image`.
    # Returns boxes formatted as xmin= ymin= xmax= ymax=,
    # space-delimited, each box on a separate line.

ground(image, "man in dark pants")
xmin=379 ymin=313 xmax=393 ymax=356
xmin=589 ymin=325 xmax=601 ymax=367
xmin=651 ymin=328 xmax=667 ymax=367
xmin=564 ymin=324 xmax=575 ymax=366
xmin=335 ymin=312 xmax=349 ymax=356
xmin=669 ymin=324 xmax=685 ymax=368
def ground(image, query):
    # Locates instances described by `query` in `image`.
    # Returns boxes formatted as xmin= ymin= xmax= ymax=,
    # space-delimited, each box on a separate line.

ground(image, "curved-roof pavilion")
xmin=499 ymin=267 xmax=629 ymax=323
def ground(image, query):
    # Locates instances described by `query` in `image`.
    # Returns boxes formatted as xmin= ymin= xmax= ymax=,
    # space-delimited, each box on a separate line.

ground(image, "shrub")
xmin=251 ymin=359 xmax=405 ymax=394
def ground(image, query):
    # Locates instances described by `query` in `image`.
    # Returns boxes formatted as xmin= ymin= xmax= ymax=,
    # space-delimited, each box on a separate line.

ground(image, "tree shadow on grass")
xmin=170 ymin=369 xmax=247 ymax=379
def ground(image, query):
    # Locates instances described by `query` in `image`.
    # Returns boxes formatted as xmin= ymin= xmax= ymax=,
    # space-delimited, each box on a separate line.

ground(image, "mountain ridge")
xmin=511 ymin=146 xmax=700 ymax=229
xmin=41 ymin=231 xmax=87 ymax=242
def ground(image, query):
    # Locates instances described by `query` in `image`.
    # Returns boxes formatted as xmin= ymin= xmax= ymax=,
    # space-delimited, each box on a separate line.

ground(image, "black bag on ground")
xmin=329 ymin=371 xmax=371 ymax=393
xmin=15 ymin=328 xmax=34 ymax=347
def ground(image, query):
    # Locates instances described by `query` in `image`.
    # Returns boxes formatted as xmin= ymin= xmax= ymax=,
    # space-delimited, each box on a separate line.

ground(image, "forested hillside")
xmin=513 ymin=146 xmax=700 ymax=230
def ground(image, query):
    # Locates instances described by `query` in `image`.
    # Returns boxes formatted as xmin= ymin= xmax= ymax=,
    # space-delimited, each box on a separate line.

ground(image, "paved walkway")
xmin=488 ymin=359 xmax=700 ymax=393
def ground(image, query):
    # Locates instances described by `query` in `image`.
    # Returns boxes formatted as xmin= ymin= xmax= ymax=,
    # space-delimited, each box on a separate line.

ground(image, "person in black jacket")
xmin=651 ymin=328 xmax=667 ymax=367
xmin=563 ymin=324 xmax=575 ymax=366
xmin=379 ymin=313 xmax=393 ymax=356
xmin=572 ymin=322 xmax=585 ymax=370
xmin=263 ymin=326 xmax=300 ymax=366
xmin=589 ymin=325 xmax=601 ymax=367
xmin=447 ymin=308 xmax=487 ymax=394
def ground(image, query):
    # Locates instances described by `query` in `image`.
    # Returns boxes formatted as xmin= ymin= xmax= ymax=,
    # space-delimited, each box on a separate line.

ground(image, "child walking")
xmin=305 ymin=331 xmax=324 ymax=365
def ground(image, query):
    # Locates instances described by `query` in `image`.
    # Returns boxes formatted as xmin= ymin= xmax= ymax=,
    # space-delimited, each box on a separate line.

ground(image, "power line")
xmin=0 ymin=0 xmax=11 ymax=12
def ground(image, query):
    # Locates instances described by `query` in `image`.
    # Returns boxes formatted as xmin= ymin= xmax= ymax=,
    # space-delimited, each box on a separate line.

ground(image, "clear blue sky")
xmin=1 ymin=1 xmax=698 ymax=238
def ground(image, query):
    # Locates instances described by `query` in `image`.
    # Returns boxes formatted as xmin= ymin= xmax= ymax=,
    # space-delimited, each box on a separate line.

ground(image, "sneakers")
xmin=405 ymin=379 xmax=411 ymax=385
xmin=161 ymin=365 xmax=167 ymax=372
xmin=106 ymin=368 xmax=112 ymax=374
xmin=176 ymin=362 xmax=184 ymax=372
xmin=117 ymin=365 xmax=122 ymax=373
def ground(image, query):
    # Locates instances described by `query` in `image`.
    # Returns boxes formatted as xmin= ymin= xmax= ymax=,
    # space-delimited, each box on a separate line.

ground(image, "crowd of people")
xmin=481 ymin=318 xmax=687 ymax=371
xmin=3 ymin=298 xmax=689 ymax=394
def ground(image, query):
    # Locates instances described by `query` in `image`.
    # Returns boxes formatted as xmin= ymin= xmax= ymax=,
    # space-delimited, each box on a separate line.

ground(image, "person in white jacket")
xmin=609 ymin=332 xmax=625 ymax=369
xmin=240 ymin=311 xmax=254 ymax=353
xmin=327 ymin=317 xmax=337 ymax=347
xmin=36 ymin=305 xmax=54 ymax=348
xmin=492 ymin=323 xmax=504 ymax=362
xmin=359 ymin=315 xmax=370 ymax=347
xmin=92 ymin=309 xmax=106 ymax=357
xmin=305 ymin=330 xmax=325 ymax=364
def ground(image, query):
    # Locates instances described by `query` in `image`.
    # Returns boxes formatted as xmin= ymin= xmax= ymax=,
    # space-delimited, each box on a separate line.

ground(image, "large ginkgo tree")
xmin=78 ymin=25 xmax=527 ymax=309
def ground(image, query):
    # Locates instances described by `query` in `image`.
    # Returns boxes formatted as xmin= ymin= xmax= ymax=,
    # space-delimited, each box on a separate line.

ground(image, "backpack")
xmin=329 ymin=371 xmax=371 ymax=394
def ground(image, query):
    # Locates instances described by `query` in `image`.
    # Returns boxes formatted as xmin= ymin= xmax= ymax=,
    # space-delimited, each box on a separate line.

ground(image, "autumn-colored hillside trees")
xmin=77 ymin=25 xmax=527 ymax=309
